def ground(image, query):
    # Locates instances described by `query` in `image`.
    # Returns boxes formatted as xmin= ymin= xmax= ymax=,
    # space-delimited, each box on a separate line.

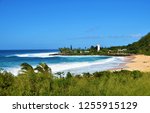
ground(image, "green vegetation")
xmin=59 ymin=33 xmax=150 ymax=56
xmin=127 ymin=33 xmax=150 ymax=55
xmin=1 ymin=33 xmax=150 ymax=96
xmin=1 ymin=63 xmax=150 ymax=96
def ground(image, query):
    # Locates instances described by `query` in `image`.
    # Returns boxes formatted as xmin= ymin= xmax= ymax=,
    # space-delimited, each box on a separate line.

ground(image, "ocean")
xmin=0 ymin=49 xmax=125 ymax=75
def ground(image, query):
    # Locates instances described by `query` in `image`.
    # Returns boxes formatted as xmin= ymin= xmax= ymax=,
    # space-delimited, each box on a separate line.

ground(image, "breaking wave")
xmin=5 ymin=57 xmax=125 ymax=75
xmin=7 ymin=52 xmax=59 ymax=58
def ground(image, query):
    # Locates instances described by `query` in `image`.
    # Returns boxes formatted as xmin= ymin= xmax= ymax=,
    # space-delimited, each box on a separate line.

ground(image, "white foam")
xmin=49 ymin=57 xmax=117 ymax=73
xmin=59 ymin=55 xmax=103 ymax=58
xmin=5 ymin=56 xmax=125 ymax=76
xmin=11 ymin=52 xmax=59 ymax=58
xmin=6 ymin=67 xmax=20 ymax=76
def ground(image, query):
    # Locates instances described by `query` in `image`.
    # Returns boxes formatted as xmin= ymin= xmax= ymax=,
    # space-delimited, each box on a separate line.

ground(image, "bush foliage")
xmin=0 ymin=63 xmax=150 ymax=96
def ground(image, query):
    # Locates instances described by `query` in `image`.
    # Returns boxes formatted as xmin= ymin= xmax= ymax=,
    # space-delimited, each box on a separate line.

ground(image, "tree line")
xmin=59 ymin=32 xmax=150 ymax=56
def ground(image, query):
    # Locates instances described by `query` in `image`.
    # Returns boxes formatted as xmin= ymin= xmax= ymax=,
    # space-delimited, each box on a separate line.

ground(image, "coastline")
xmin=111 ymin=55 xmax=150 ymax=72
xmin=2 ymin=49 xmax=150 ymax=75
xmin=124 ymin=55 xmax=150 ymax=72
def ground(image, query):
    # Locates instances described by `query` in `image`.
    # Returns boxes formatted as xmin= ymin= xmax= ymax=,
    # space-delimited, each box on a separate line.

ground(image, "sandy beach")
xmin=123 ymin=55 xmax=150 ymax=72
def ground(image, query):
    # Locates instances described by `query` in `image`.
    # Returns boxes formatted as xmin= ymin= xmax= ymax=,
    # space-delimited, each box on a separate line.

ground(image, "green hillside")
xmin=127 ymin=33 xmax=150 ymax=55
xmin=59 ymin=32 xmax=150 ymax=56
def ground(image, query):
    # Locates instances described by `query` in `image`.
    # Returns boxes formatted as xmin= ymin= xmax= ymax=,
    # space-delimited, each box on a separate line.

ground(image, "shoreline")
xmin=3 ymin=53 xmax=150 ymax=75
xmin=124 ymin=55 xmax=150 ymax=72
xmin=4 ymin=55 xmax=125 ymax=76
xmin=111 ymin=55 xmax=150 ymax=72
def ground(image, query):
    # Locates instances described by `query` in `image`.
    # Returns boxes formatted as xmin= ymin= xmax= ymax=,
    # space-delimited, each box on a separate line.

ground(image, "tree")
xmin=20 ymin=63 xmax=35 ymax=76
xmin=35 ymin=63 xmax=53 ymax=95
xmin=55 ymin=72 xmax=64 ymax=78
xmin=35 ymin=63 xmax=52 ymax=76
xmin=66 ymin=72 xmax=72 ymax=79
xmin=20 ymin=63 xmax=37 ymax=95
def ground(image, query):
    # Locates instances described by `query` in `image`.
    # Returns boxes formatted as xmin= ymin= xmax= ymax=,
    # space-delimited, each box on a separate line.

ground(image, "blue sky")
xmin=0 ymin=0 xmax=150 ymax=50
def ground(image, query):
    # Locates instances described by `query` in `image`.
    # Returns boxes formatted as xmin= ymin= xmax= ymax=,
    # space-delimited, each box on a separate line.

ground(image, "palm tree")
xmin=35 ymin=63 xmax=53 ymax=95
xmin=20 ymin=63 xmax=36 ymax=95
xmin=19 ymin=63 xmax=53 ymax=95
xmin=34 ymin=63 xmax=52 ymax=76
xmin=20 ymin=63 xmax=35 ymax=75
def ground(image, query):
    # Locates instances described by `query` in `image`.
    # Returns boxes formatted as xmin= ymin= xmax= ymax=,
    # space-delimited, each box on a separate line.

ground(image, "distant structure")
xmin=70 ymin=45 xmax=72 ymax=50
xmin=97 ymin=44 xmax=100 ymax=51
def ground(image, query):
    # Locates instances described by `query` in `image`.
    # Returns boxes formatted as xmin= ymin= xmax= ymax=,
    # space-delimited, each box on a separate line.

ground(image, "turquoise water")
xmin=0 ymin=50 xmax=125 ymax=75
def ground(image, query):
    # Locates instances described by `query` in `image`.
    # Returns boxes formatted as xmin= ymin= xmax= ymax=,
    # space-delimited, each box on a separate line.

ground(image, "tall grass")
xmin=0 ymin=69 xmax=150 ymax=96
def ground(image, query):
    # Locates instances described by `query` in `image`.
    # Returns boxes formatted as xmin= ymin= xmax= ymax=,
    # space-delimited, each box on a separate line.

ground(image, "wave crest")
xmin=8 ymin=52 xmax=59 ymax=58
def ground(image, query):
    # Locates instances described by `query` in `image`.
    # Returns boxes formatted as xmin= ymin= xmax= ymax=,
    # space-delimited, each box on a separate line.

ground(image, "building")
xmin=97 ymin=44 xmax=100 ymax=51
